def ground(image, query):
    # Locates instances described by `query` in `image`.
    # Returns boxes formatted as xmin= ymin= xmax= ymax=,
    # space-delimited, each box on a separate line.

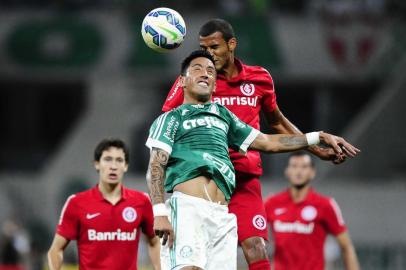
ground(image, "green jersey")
xmin=146 ymin=103 xmax=259 ymax=201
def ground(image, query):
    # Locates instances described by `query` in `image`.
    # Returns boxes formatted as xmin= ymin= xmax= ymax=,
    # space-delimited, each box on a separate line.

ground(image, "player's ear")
xmin=228 ymin=37 xmax=237 ymax=52
xmin=94 ymin=161 xmax=100 ymax=172
xmin=124 ymin=163 xmax=128 ymax=172
xmin=310 ymin=168 xmax=316 ymax=180
xmin=213 ymin=81 xmax=217 ymax=93
xmin=284 ymin=167 xmax=289 ymax=179
xmin=179 ymin=75 xmax=186 ymax=88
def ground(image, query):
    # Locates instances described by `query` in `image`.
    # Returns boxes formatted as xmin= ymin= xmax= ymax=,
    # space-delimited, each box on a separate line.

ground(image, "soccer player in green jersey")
xmin=145 ymin=50 xmax=359 ymax=270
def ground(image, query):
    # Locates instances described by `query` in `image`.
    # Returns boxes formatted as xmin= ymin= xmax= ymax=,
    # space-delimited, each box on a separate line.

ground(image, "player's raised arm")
xmin=146 ymin=147 xmax=175 ymax=248
xmin=47 ymin=234 xmax=70 ymax=270
xmin=162 ymin=76 xmax=184 ymax=112
xmin=249 ymin=131 xmax=360 ymax=156
xmin=264 ymin=106 xmax=349 ymax=163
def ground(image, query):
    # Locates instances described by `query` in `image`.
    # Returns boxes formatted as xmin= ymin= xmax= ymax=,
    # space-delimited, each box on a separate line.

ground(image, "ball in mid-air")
xmin=141 ymin=7 xmax=186 ymax=52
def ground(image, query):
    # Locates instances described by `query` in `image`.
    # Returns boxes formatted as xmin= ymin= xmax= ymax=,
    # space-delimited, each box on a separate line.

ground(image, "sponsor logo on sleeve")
xmin=163 ymin=115 xmax=179 ymax=143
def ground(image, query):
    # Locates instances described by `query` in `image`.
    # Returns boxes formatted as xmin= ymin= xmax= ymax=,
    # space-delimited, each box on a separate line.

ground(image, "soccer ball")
xmin=141 ymin=7 xmax=186 ymax=52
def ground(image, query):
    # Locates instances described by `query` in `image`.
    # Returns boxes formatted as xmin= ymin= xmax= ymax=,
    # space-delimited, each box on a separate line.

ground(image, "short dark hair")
xmin=180 ymin=50 xmax=215 ymax=76
xmin=199 ymin=18 xmax=235 ymax=42
xmin=288 ymin=151 xmax=314 ymax=167
xmin=94 ymin=138 xmax=129 ymax=163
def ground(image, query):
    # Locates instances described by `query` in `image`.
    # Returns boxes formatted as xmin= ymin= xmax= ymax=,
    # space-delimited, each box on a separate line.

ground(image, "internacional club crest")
xmin=122 ymin=207 xmax=137 ymax=223
xmin=252 ymin=215 xmax=267 ymax=230
xmin=301 ymin=206 xmax=317 ymax=221
xmin=240 ymin=83 xmax=255 ymax=96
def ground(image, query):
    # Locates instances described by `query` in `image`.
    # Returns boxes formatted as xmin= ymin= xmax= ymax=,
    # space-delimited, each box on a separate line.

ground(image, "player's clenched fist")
xmin=154 ymin=216 xmax=175 ymax=248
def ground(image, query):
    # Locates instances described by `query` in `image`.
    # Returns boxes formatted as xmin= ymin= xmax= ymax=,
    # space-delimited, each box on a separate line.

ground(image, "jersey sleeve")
xmin=141 ymin=195 xmax=155 ymax=238
xmin=264 ymin=197 xmax=273 ymax=223
xmin=225 ymin=108 xmax=260 ymax=154
xmin=145 ymin=111 xmax=180 ymax=155
xmin=260 ymin=69 xmax=277 ymax=113
xmin=162 ymin=76 xmax=184 ymax=112
xmin=56 ymin=195 xmax=79 ymax=240
xmin=323 ymin=198 xmax=347 ymax=236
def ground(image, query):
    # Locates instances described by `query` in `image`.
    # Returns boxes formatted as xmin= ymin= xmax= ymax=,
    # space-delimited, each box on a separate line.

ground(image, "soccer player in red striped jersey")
xmin=47 ymin=138 xmax=161 ymax=270
xmin=265 ymin=152 xmax=360 ymax=270
xmin=162 ymin=19 xmax=348 ymax=270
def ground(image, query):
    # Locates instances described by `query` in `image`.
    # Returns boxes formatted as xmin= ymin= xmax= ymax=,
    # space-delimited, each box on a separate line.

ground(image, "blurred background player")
xmin=0 ymin=219 xmax=30 ymax=270
xmin=47 ymin=138 xmax=161 ymax=270
xmin=149 ymin=50 xmax=359 ymax=270
xmin=162 ymin=18 xmax=347 ymax=270
xmin=264 ymin=151 xmax=360 ymax=270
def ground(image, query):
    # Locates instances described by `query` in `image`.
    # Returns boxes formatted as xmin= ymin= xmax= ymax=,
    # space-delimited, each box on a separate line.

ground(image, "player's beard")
xmin=195 ymin=93 xmax=211 ymax=103
xmin=291 ymin=179 xmax=311 ymax=190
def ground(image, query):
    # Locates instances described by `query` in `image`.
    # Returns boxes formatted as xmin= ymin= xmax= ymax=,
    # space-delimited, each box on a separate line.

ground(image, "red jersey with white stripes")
xmin=162 ymin=58 xmax=277 ymax=176
xmin=264 ymin=188 xmax=347 ymax=270
xmin=56 ymin=185 xmax=155 ymax=270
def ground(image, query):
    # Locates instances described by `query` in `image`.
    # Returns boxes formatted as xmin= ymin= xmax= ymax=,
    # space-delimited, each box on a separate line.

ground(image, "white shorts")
xmin=160 ymin=191 xmax=238 ymax=270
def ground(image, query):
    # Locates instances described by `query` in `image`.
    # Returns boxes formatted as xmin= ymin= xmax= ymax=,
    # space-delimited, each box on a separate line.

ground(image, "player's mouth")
xmin=108 ymin=173 xmax=118 ymax=180
xmin=197 ymin=81 xmax=209 ymax=87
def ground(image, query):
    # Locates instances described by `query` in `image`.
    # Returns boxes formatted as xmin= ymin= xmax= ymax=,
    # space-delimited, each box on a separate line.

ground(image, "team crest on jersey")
xmin=252 ymin=215 xmax=267 ymax=230
xmin=122 ymin=207 xmax=137 ymax=223
xmin=240 ymin=83 xmax=255 ymax=96
xmin=209 ymin=104 xmax=219 ymax=115
xmin=181 ymin=109 xmax=189 ymax=116
xmin=301 ymin=206 xmax=317 ymax=221
xmin=179 ymin=245 xmax=193 ymax=258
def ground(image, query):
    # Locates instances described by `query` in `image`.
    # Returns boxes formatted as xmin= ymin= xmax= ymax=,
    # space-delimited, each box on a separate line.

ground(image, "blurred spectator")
xmin=0 ymin=220 xmax=30 ymax=270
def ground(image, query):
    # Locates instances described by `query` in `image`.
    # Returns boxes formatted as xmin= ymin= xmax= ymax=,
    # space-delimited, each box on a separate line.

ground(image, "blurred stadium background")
xmin=0 ymin=0 xmax=405 ymax=269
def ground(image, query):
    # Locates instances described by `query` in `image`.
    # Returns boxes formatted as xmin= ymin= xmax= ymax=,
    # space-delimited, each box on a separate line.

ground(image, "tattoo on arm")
xmin=146 ymin=148 xmax=169 ymax=205
xmin=278 ymin=135 xmax=308 ymax=147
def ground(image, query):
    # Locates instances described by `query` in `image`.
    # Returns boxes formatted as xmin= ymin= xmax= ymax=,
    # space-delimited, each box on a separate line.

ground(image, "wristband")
xmin=305 ymin=132 xmax=320 ymax=145
xmin=153 ymin=203 xmax=168 ymax=217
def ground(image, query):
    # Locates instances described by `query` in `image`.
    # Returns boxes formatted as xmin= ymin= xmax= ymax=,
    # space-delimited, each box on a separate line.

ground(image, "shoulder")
xmin=60 ymin=190 xmax=90 ymax=214
xmin=216 ymin=103 xmax=230 ymax=112
xmin=310 ymin=190 xmax=338 ymax=209
xmin=151 ymin=109 xmax=182 ymax=125
xmin=265 ymin=190 xmax=288 ymax=206
xmin=125 ymin=188 xmax=152 ymax=205
xmin=69 ymin=189 xmax=92 ymax=204
xmin=242 ymin=63 xmax=273 ymax=81
xmin=159 ymin=108 xmax=181 ymax=118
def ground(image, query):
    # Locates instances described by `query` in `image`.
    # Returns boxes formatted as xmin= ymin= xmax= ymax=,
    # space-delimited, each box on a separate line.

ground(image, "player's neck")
xmin=183 ymin=94 xmax=211 ymax=105
xmin=289 ymin=185 xmax=311 ymax=203
xmin=98 ymin=182 xmax=122 ymax=205
xmin=220 ymin=57 xmax=239 ymax=80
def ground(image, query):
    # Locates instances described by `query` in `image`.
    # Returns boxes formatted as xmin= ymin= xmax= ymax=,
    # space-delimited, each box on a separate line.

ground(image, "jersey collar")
xmin=217 ymin=57 xmax=245 ymax=82
xmin=287 ymin=187 xmax=315 ymax=204
xmin=92 ymin=184 xmax=128 ymax=202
